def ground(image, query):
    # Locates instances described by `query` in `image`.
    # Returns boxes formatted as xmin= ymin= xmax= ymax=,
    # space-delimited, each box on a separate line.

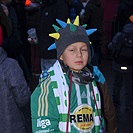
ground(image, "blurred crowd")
xmin=0 ymin=0 xmax=132 ymax=133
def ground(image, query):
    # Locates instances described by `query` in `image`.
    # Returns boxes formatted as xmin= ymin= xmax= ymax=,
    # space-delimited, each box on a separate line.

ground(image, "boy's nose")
xmin=76 ymin=50 xmax=82 ymax=57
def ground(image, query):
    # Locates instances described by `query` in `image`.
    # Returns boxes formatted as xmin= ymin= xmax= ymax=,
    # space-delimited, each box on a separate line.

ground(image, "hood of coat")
xmin=0 ymin=47 xmax=7 ymax=65
xmin=123 ymin=23 xmax=133 ymax=33
xmin=89 ymin=0 xmax=102 ymax=6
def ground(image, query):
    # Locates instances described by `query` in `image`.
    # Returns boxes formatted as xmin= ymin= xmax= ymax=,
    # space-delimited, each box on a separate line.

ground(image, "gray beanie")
xmin=48 ymin=16 xmax=96 ymax=63
xmin=56 ymin=25 xmax=90 ymax=59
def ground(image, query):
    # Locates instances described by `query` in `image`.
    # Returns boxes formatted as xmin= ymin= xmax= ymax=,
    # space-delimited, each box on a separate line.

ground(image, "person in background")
xmin=108 ymin=15 xmax=133 ymax=110
xmin=37 ymin=0 xmax=69 ymax=72
xmin=67 ymin=0 xmax=83 ymax=22
xmin=80 ymin=0 xmax=90 ymax=16
xmin=0 ymin=0 xmax=31 ymax=81
xmin=80 ymin=0 xmax=104 ymax=66
xmin=0 ymin=2 xmax=12 ymax=36
xmin=11 ymin=0 xmax=32 ymax=75
xmin=111 ymin=0 xmax=133 ymax=38
xmin=25 ymin=0 xmax=41 ymax=76
xmin=31 ymin=16 xmax=117 ymax=133
xmin=0 ymin=25 xmax=31 ymax=133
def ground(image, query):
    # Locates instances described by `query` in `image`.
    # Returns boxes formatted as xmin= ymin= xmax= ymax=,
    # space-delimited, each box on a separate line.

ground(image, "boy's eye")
xmin=69 ymin=49 xmax=74 ymax=51
xmin=82 ymin=49 xmax=88 ymax=51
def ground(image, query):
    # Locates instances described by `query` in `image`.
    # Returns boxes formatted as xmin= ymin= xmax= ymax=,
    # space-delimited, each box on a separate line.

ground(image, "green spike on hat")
xmin=52 ymin=24 xmax=60 ymax=32
xmin=48 ymin=16 xmax=97 ymax=62
xmin=70 ymin=23 xmax=76 ymax=32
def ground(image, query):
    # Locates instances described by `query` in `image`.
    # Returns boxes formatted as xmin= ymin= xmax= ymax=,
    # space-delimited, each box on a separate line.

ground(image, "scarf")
xmin=48 ymin=60 xmax=71 ymax=132
xmin=48 ymin=60 xmax=104 ymax=132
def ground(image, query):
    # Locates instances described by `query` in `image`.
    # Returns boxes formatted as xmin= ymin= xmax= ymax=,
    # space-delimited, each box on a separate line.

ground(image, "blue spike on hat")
xmin=56 ymin=19 xmax=67 ymax=28
xmin=86 ymin=29 xmax=97 ymax=36
xmin=48 ymin=43 xmax=56 ymax=50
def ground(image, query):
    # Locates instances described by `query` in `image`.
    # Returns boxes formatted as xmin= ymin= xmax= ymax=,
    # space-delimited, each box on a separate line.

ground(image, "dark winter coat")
xmin=108 ymin=23 xmax=133 ymax=72
xmin=0 ymin=4 xmax=12 ymax=37
xmin=0 ymin=47 xmax=31 ymax=133
xmin=115 ymin=0 xmax=133 ymax=32
xmin=37 ymin=0 xmax=69 ymax=59
xmin=1 ymin=4 xmax=23 ymax=59
xmin=80 ymin=0 xmax=104 ymax=41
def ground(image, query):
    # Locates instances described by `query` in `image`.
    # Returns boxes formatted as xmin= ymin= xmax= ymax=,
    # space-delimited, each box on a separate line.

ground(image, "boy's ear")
xmin=60 ymin=55 xmax=63 ymax=60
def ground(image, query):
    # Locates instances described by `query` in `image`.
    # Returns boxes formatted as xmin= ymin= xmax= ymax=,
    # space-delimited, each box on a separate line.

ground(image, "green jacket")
xmin=31 ymin=67 xmax=116 ymax=133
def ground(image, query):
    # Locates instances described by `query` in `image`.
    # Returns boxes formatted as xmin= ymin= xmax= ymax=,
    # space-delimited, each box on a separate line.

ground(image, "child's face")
xmin=60 ymin=42 xmax=89 ymax=72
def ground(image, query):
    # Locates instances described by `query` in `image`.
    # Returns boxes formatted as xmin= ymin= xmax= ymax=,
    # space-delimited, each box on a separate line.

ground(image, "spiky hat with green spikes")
xmin=48 ymin=16 xmax=97 ymax=62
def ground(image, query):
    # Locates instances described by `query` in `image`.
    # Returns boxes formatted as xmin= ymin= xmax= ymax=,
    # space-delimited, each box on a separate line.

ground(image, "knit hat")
xmin=48 ymin=16 xmax=97 ymax=62
xmin=0 ymin=26 xmax=3 ymax=46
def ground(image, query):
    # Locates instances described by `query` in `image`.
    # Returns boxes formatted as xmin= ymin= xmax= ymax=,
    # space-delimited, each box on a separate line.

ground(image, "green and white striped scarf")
xmin=48 ymin=60 xmax=103 ymax=133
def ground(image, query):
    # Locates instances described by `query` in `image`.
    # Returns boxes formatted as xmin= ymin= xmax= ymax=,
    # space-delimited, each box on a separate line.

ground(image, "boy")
xmin=31 ymin=16 xmax=117 ymax=133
